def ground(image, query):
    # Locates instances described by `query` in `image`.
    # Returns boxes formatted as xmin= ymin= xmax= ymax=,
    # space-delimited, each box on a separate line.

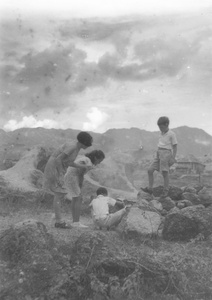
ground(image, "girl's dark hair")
xmin=77 ymin=131 xmax=93 ymax=147
xmin=85 ymin=150 xmax=105 ymax=164
xmin=157 ymin=116 xmax=169 ymax=126
xmin=97 ymin=187 xmax=108 ymax=196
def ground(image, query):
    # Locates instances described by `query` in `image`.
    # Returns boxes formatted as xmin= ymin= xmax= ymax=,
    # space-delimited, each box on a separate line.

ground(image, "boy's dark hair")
xmin=85 ymin=150 xmax=105 ymax=164
xmin=96 ymin=187 xmax=108 ymax=196
xmin=157 ymin=116 xmax=169 ymax=126
xmin=77 ymin=131 xmax=93 ymax=147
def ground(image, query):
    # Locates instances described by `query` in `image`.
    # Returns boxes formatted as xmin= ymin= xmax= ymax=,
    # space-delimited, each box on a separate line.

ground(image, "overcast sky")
xmin=0 ymin=0 xmax=212 ymax=135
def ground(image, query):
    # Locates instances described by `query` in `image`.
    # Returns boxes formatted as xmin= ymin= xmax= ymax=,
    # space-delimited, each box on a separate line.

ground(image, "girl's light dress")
xmin=64 ymin=156 xmax=93 ymax=199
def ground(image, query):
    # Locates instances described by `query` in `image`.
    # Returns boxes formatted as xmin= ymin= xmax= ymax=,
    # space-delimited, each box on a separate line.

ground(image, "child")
xmin=142 ymin=116 xmax=177 ymax=198
xmin=89 ymin=187 xmax=131 ymax=230
xmin=43 ymin=131 xmax=93 ymax=229
xmin=64 ymin=150 xmax=105 ymax=228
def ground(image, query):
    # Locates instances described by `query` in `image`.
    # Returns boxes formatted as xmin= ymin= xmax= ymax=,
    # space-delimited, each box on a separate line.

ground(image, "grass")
xmin=0 ymin=177 xmax=212 ymax=299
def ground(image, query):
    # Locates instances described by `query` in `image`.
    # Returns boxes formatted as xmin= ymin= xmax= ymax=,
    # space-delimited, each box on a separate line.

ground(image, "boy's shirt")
xmin=158 ymin=130 xmax=177 ymax=150
xmin=90 ymin=195 xmax=116 ymax=219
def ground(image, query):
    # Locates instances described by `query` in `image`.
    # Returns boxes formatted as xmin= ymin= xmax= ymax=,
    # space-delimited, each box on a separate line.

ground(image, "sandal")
xmin=55 ymin=221 xmax=71 ymax=229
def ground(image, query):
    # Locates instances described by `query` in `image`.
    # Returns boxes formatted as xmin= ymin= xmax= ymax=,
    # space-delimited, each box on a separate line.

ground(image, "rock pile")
xmin=122 ymin=184 xmax=212 ymax=242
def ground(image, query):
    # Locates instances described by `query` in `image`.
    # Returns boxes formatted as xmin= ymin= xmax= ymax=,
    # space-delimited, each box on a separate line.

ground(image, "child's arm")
xmin=172 ymin=144 xmax=177 ymax=160
xmin=115 ymin=200 xmax=125 ymax=209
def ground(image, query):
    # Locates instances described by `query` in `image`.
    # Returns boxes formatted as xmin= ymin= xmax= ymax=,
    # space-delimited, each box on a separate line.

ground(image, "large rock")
xmin=0 ymin=219 xmax=68 ymax=300
xmin=0 ymin=146 xmax=52 ymax=192
xmin=176 ymin=200 xmax=193 ymax=209
xmin=183 ymin=186 xmax=197 ymax=194
xmin=158 ymin=197 xmax=176 ymax=211
xmin=117 ymin=207 xmax=162 ymax=238
xmin=152 ymin=185 xmax=164 ymax=197
xmin=149 ymin=199 xmax=163 ymax=212
xmin=198 ymin=187 xmax=212 ymax=206
xmin=162 ymin=205 xmax=212 ymax=241
xmin=137 ymin=189 xmax=153 ymax=201
xmin=182 ymin=192 xmax=201 ymax=205
xmin=152 ymin=185 xmax=182 ymax=200
xmin=168 ymin=186 xmax=183 ymax=200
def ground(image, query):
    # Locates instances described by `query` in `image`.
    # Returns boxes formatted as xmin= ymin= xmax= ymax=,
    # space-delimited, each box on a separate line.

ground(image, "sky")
xmin=0 ymin=0 xmax=212 ymax=135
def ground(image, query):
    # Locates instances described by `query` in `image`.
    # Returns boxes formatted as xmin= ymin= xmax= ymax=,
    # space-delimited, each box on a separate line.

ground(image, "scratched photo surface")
xmin=0 ymin=0 xmax=212 ymax=135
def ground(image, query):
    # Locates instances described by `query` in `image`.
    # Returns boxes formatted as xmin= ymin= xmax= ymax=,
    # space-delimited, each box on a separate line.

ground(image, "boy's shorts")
xmin=94 ymin=208 xmax=126 ymax=229
xmin=149 ymin=149 xmax=175 ymax=172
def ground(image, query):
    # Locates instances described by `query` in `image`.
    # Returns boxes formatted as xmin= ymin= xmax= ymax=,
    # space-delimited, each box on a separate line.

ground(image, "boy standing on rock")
xmin=142 ymin=116 xmax=177 ymax=198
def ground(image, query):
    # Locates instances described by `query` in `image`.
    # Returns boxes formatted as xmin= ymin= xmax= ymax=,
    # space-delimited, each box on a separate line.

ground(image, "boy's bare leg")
xmin=148 ymin=169 xmax=154 ymax=190
xmin=54 ymin=193 xmax=63 ymax=223
xmin=161 ymin=171 xmax=169 ymax=198
xmin=72 ymin=196 xmax=82 ymax=222
xmin=106 ymin=208 xmax=128 ymax=229
xmin=162 ymin=171 xmax=169 ymax=191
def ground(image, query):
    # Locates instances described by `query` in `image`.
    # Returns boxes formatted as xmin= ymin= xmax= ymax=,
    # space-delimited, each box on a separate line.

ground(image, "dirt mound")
xmin=0 ymin=146 xmax=52 ymax=192
xmin=0 ymin=222 xmax=181 ymax=300
xmin=67 ymin=231 xmax=180 ymax=300
xmin=0 ymin=219 xmax=68 ymax=300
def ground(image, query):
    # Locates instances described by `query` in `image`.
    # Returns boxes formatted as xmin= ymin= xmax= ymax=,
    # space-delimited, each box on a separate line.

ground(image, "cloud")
xmin=3 ymin=115 xmax=60 ymax=131
xmin=59 ymin=18 xmax=136 ymax=42
xmin=0 ymin=13 xmax=212 ymax=134
xmin=83 ymin=107 xmax=109 ymax=131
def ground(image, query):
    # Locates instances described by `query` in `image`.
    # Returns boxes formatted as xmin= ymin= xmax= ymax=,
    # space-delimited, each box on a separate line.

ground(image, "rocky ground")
xmin=1 ymin=196 xmax=212 ymax=300
xmin=0 ymin=147 xmax=212 ymax=299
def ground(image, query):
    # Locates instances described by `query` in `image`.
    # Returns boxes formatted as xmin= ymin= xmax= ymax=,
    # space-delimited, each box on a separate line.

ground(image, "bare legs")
xmin=71 ymin=196 xmax=82 ymax=222
xmin=148 ymin=169 xmax=154 ymax=190
xmin=147 ymin=169 xmax=169 ymax=193
xmin=162 ymin=171 xmax=169 ymax=191
xmin=54 ymin=192 xmax=64 ymax=223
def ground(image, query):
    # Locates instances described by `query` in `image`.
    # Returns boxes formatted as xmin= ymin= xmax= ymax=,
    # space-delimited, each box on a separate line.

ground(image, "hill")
xmin=0 ymin=126 xmax=211 ymax=169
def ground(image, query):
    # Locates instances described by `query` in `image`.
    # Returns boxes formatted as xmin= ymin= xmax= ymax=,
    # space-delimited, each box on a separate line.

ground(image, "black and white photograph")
xmin=0 ymin=0 xmax=212 ymax=299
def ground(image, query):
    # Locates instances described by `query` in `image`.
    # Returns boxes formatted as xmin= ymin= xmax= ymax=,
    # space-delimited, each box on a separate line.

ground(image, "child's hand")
xmin=125 ymin=205 xmax=132 ymax=211
xmin=169 ymin=157 xmax=177 ymax=166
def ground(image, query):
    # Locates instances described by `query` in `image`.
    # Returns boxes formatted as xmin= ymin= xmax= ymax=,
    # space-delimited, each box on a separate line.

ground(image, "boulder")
xmin=0 ymin=146 xmax=52 ymax=192
xmin=152 ymin=185 xmax=164 ymax=197
xmin=158 ymin=197 xmax=176 ymax=211
xmin=176 ymin=200 xmax=193 ymax=209
xmin=0 ymin=219 xmax=68 ymax=300
xmin=168 ymin=186 xmax=183 ymax=200
xmin=198 ymin=187 xmax=212 ymax=206
xmin=137 ymin=198 xmax=150 ymax=208
xmin=182 ymin=192 xmax=201 ymax=205
xmin=168 ymin=207 xmax=180 ymax=214
xmin=149 ymin=199 xmax=163 ymax=212
xmin=162 ymin=205 xmax=212 ymax=241
xmin=117 ymin=207 xmax=162 ymax=238
xmin=176 ymin=201 xmax=186 ymax=209
xmin=152 ymin=186 xmax=182 ymax=200
xmin=137 ymin=189 xmax=153 ymax=201
xmin=193 ymin=184 xmax=204 ymax=193
xmin=183 ymin=186 xmax=197 ymax=194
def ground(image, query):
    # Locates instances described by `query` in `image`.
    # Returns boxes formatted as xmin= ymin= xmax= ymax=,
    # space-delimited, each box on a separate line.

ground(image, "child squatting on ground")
xmin=43 ymin=131 xmax=93 ymax=229
xmin=142 ymin=116 xmax=178 ymax=198
xmin=89 ymin=187 xmax=131 ymax=230
xmin=64 ymin=150 xmax=105 ymax=228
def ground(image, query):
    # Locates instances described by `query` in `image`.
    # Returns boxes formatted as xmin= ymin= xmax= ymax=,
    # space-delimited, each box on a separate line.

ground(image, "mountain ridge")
xmin=0 ymin=126 xmax=211 ymax=168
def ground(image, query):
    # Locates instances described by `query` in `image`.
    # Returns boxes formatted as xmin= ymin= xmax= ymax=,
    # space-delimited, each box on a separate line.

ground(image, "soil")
xmin=0 ymin=208 xmax=95 ymax=249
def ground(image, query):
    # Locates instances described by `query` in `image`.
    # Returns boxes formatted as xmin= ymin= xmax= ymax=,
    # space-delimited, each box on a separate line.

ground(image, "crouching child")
xmin=89 ymin=187 xmax=131 ymax=230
